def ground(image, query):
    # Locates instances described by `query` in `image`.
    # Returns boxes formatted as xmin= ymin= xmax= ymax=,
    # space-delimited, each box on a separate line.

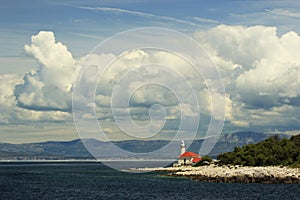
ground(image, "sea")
xmin=0 ymin=161 xmax=299 ymax=200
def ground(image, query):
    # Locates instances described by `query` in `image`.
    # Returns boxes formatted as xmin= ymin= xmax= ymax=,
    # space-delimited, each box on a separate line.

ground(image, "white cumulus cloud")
xmin=15 ymin=31 xmax=78 ymax=112
xmin=0 ymin=74 xmax=22 ymax=123
xmin=194 ymin=24 xmax=300 ymax=128
xmin=2 ymin=25 xmax=300 ymax=132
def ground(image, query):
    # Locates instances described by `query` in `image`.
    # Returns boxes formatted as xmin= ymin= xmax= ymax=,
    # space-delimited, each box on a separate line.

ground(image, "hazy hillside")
xmin=0 ymin=131 xmax=291 ymax=160
xmin=205 ymin=131 xmax=289 ymax=157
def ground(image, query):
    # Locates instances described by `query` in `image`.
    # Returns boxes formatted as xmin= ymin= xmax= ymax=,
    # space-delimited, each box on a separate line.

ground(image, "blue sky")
xmin=1 ymin=0 xmax=300 ymax=143
xmin=2 ymin=0 xmax=300 ymax=59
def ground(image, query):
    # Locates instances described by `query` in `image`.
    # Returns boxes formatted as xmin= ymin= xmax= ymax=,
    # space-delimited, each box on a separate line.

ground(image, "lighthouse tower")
xmin=180 ymin=140 xmax=186 ymax=155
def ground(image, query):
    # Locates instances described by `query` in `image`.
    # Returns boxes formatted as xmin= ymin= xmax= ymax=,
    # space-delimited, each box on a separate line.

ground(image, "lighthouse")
xmin=173 ymin=140 xmax=202 ymax=167
xmin=180 ymin=140 xmax=186 ymax=155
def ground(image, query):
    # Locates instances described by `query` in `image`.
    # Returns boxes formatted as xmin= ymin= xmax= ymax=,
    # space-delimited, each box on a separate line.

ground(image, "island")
xmin=135 ymin=134 xmax=300 ymax=183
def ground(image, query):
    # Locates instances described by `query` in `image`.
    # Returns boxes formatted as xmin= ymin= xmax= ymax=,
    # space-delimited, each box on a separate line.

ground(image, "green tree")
xmin=194 ymin=155 xmax=212 ymax=166
xmin=217 ymin=134 xmax=300 ymax=167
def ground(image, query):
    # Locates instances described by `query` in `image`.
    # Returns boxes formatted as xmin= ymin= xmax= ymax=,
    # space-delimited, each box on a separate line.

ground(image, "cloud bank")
xmin=195 ymin=25 xmax=300 ymax=129
xmin=1 ymin=25 xmax=300 ymax=134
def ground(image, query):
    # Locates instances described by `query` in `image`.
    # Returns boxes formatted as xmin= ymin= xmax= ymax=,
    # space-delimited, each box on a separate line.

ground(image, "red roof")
xmin=192 ymin=157 xmax=201 ymax=163
xmin=179 ymin=151 xmax=200 ymax=158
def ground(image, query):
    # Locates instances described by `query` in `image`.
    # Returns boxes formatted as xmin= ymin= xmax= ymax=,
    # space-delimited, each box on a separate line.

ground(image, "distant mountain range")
xmin=0 ymin=131 xmax=291 ymax=160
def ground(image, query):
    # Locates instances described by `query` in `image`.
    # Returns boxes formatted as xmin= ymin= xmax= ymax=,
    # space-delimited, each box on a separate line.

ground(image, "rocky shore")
xmin=135 ymin=166 xmax=300 ymax=184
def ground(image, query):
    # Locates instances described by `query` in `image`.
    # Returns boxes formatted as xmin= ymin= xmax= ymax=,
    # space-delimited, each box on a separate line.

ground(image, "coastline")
xmin=135 ymin=165 xmax=300 ymax=184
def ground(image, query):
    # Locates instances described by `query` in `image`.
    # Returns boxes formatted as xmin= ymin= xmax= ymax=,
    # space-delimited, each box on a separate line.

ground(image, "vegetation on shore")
xmin=193 ymin=155 xmax=212 ymax=166
xmin=217 ymin=134 xmax=300 ymax=167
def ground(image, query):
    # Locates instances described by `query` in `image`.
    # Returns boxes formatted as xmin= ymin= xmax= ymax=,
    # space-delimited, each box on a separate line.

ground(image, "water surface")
xmin=0 ymin=162 xmax=299 ymax=199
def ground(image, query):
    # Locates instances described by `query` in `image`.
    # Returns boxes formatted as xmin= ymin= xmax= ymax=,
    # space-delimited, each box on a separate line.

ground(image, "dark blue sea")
xmin=0 ymin=162 xmax=299 ymax=200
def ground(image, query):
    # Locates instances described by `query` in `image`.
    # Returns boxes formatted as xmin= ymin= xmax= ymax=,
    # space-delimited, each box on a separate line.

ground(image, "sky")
xmin=1 ymin=0 xmax=300 ymax=143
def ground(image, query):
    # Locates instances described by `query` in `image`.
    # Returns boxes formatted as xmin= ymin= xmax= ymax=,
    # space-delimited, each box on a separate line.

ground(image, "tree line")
xmin=217 ymin=134 xmax=300 ymax=167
